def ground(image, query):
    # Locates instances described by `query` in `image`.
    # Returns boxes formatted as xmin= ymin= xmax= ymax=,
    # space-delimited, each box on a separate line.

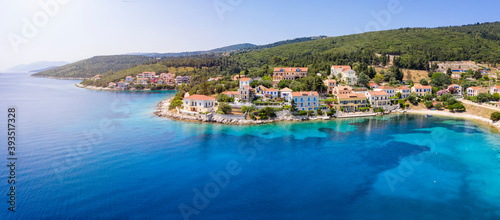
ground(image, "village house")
xmin=333 ymin=86 xmax=353 ymax=97
xmin=222 ymin=91 xmax=239 ymax=99
xmin=183 ymin=95 xmax=216 ymax=113
xmin=369 ymin=83 xmax=380 ymax=89
xmin=395 ymin=86 xmax=411 ymax=99
xmin=108 ymin=82 xmax=116 ymax=88
xmin=448 ymin=84 xmax=463 ymax=97
xmin=208 ymin=77 xmax=223 ymax=82
xmin=280 ymin=88 xmax=293 ymax=101
xmin=331 ymin=66 xmax=357 ymax=86
xmin=176 ymin=76 xmax=191 ymax=85
xmin=490 ymin=86 xmax=500 ymax=95
xmin=411 ymin=85 xmax=432 ymax=96
xmin=335 ymin=93 xmax=368 ymax=113
xmin=137 ymin=78 xmax=148 ymax=85
xmin=91 ymin=75 xmax=101 ymax=81
xmin=239 ymin=86 xmax=254 ymax=102
xmin=272 ymin=67 xmax=308 ymax=87
xmin=239 ymin=78 xmax=253 ymax=89
xmin=141 ymin=72 xmax=156 ymax=79
xmin=125 ymin=76 xmax=133 ymax=83
xmin=255 ymin=85 xmax=268 ymax=96
xmin=375 ymin=86 xmax=396 ymax=98
xmin=265 ymin=88 xmax=279 ymax=98
xmin=324 ymin=79 xmax=337 ymax=95
xmin=467 ymin=87 xmax=488 ymax=97
xmin=365 ymin=91 xmax=391 ymax=110
xmin=291 ymin=91 xmax=320 ymax=111
xmin=117 ymin=81 xmax=128 ymax=90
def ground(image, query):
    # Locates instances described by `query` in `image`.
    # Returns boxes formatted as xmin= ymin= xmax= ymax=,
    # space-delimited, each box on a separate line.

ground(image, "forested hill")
xmin=34 ymin=22 xmax=500 ymax=79
xmin=230 ymin=22 xmax=500 ymax=73
xmin=32 ymin=55 xmax=154 ymax=78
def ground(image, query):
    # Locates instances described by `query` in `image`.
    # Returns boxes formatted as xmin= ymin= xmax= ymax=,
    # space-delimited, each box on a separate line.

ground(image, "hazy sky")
xmin=1 ymin=0 xmax=499 ymax=71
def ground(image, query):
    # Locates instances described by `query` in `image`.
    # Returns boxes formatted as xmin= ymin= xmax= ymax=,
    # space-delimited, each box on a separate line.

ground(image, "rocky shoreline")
xmin=407 ymin=110 xmax=500 ymax=131
xmin=153 ymin=98 xmax=326 ymax=125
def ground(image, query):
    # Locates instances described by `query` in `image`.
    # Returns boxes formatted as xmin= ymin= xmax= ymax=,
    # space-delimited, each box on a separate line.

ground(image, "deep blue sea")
xmin=0 ymin=73 xmax=499 ymax=219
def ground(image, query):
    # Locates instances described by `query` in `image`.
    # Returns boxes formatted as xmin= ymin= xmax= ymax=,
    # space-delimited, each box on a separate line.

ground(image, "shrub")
xmin=297 ymin=110 xmax=307 ymax=116
xmin=434 ymin=103 xmax=443 ymax=110
xmin=219 ymin=102 xmax=232 ymax=114
xmin=317 ymin=109 xmax=323 ymax=115
xmin=307 ymin=110 xmax=315 ymax=116
xmin=326 ymin=109 xmax=336 ymax=116
xmin=424 ymin=101 xmax=434 ymax=109
xmin=491 ymin=112 xmax=500 ymax=122
xmin=359 ymin=107 xmax=370 ymax=112
xmin=374 ymin=108 xmax=385 ymax=113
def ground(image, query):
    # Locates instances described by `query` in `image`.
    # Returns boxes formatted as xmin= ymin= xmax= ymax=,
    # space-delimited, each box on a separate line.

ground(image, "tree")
xmin=395 ymin=92 xmax=402 ymax=99
xmin=434 ymin=103 xmax=443 ymax=110
xmin=358 ymin=73 xmax=370 ymax=87
xmin=493 ymin=93 xmax=500 ymax=101
xmin=219 ymin=103 xmax=232 ymax=114
xmin=446 ymin=68 xmax=452 ymax=76
xmin=424 ymin=101 xmax=434 ymax=109
xmin=317 ymin=109 xmax=323 ymax=116
xmin=477 ymin=93 xmax=491 ymax=102
xmin=289 ymin=81 xmax=303 ymax=92
xmin=290 ymin=99 xmax=297 ymax=112
xmin=277 ymin=79 xmax=292 ymax=89
xmin=420 ymin=78 xmax=429 ymax=86
xmin=373 ymin=74 xmax=384 ymax=84
xmin=307 ymin=110 xmax=315 ymax=116
xmin=367 ymin=67 xmax=376 ymax=79
xmin=297 ymin=110 xmax=307 ymax=116
xmin=491 ymin=112 xmax=500 ymax=122
xmin=473 ymin=70 xmax=482 ymax=80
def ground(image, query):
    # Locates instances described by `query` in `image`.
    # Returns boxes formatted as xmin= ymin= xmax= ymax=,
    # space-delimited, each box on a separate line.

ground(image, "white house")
xmin=291 ymin=91 xmax=320 ymax=111
xmin=490 ymin=86 xmax=500 ymax=95
xmin=395 ymin=86 xmax=411 ymax=99
xmin=239 ymin=78 xmax=253 ymax=89
xmin=265 ymin=88 xmax=279 ymax=98
xmin=448 ymin=84 xmax=463 ymax=97
xmin=183 ymin=95 xmax=216 ymax=113
xmin=280 ymin=88 xmax=293 ymax=101
xmin=137 ymin=78 xmax=148 ymax=85
xmin=365 ymin=91 xmax=391 ymax=110
xmin=375 ymin=86 xmax=396 ymax=98
xmin=125 ymin=76 xmax=133 ymax=83
xmin=467 ymin=87 xmax=488 ymax=97
xmin=412 ymin=85 xmax=432 ymax=96
xmin=331 ymin=65 xmax=357 ymax=85
xmin=117 ymin=81 xmax=128 ymax=90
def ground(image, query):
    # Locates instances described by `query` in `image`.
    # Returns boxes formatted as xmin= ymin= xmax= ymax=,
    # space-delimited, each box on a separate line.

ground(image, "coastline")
xmin=75 ymin=83 xmax=175 ymax=92
xmin=154 ymin=97 xmax=500 ymax=130
xmin=31 ymin=75 xmax=86 ymax=80
xmin=407 ymin=110 xmax=500 ymax=131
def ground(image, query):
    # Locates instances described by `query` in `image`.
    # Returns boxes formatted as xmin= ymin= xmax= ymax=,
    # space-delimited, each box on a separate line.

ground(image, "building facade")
xmin=272 ymin=67 xmax=308 ymax=86
xmin=324 ymin=79 xmax=337 ymax=95
xmin=183 ymin=95 xmax=216 ymax=113
xmin=291 ymin=91 xmax=320 ymax=111
xmin=395 ymin=86 xmax=411 ymax=99
xmin=331 ymin=66 xmax=357 ymax=85
xmin=412 ymin=85 xmax=432 ymax=96
xmin=335 ymin=93 xmax=368 ymax=112
xmin=366 ymin=91 xmax=391 ymax=110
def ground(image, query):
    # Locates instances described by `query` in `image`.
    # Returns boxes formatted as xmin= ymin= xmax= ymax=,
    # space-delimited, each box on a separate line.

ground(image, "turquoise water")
xmin=0 ymin=73 xmax=499 ymax=219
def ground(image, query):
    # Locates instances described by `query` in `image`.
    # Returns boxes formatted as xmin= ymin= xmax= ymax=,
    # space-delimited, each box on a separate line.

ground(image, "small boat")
xmin=425 ymin=114 xmax=433 ymax=118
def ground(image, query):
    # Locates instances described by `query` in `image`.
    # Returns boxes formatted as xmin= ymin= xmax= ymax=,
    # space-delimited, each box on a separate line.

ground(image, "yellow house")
xmin=335 ymin=93 xmax=368 ymax=112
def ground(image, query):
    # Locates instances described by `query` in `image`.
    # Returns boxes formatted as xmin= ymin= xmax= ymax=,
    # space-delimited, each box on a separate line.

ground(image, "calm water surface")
xmin=0 ymin=73 xmax=499 ymax=219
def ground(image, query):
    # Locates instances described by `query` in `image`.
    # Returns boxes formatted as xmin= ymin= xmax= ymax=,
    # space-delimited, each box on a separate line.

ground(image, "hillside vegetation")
xmin=33 ymin=55 xmax=153 ymax=78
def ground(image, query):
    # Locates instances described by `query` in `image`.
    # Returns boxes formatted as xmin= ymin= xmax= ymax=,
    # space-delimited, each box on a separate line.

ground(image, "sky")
xmin=1 ymin=0 xmax=499 ymax=71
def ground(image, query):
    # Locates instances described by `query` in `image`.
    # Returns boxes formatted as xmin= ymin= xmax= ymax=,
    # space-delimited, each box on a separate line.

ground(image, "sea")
xmin=0 ymin=73 xmax=499 ymax=219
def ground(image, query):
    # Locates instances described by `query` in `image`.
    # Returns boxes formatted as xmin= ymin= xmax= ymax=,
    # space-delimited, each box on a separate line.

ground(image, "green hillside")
xmin=32 ymin=55 xmax=154 ymax=78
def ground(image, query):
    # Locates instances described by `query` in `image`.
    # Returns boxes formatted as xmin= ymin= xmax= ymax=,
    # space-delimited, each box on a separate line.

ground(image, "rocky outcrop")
xmin=154 ymin=98 xmax=317 ymax=125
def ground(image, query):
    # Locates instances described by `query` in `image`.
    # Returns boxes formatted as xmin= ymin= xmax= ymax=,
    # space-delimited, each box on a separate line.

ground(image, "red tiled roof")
xmin=291 ymin=91 xmax=319 ymax=97
xmin=274 ymin=67 xmax=308 ymax=72
xmin=126 ymin=76 xmax=132 ymax=78
xmin=337 ymin=93 xmax=366 ymax=99
xmin=266 ymin=88 xmax=278 ymax=92
xmin=468 ymin=87 xmax=483 ymax=90
xmin=396 ymin=86 xmax=409 ymax=90
xmin=332 ymin=65 xmax=351 ymax=70
xmin=222 ymin=91 xmax=239 ymax=95
xmin=413 ymin=85 xmax=432 ymax=89
xmin=280 ymin=88 xmax=293 ymax=92
xmin=184 ymin=95 xmax=215 ymax=101
xmin=377 ymin=86 xmax=395 ymax=90
xmin=367 ymin=91 xmax=389 ymax=96
xmin=240 ymin=78 xmax=252 ymax=82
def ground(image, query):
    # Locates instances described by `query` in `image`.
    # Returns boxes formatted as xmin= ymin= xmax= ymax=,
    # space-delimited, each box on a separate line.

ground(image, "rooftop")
xmin=184 ymin=95 xmax=216 ymax=101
